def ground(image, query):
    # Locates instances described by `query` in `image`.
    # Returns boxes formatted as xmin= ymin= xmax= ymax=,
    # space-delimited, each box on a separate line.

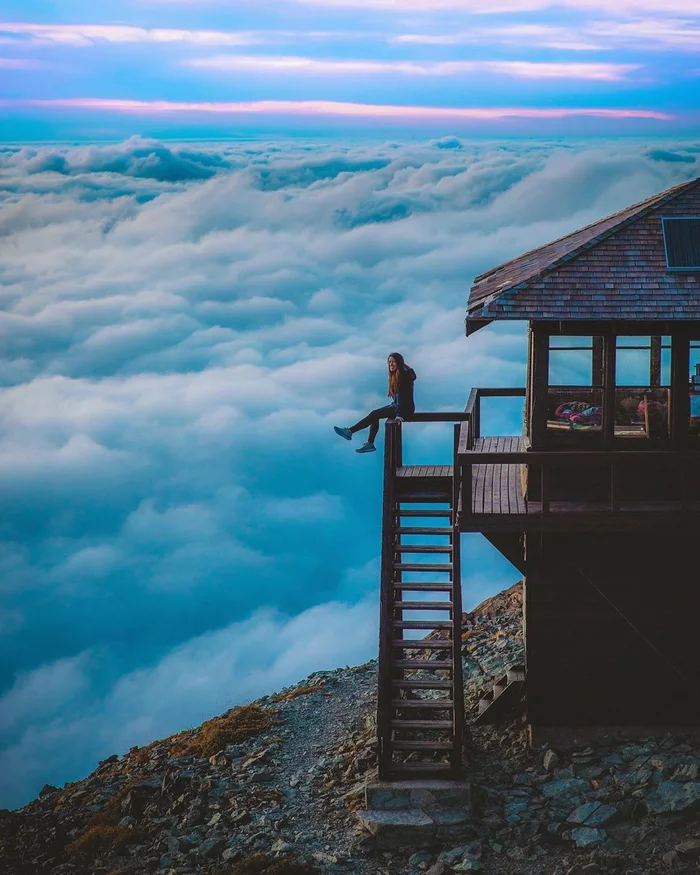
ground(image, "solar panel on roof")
xmin=662 ymin=217 xmax=700 ymax=270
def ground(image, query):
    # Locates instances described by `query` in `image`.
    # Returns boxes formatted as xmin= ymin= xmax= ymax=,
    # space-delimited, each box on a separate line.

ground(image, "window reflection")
xmin=547 ymin=336 xmax=603 ymax=435
xmin=691 ymin=343 xmax=700 ymax=437
xmin=615 ymin=337 xmax=671 ymax=441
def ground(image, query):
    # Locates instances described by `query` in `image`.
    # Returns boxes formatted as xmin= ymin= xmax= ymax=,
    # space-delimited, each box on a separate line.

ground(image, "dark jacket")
xmin=391 ymin=367 xmax=417 ymax=418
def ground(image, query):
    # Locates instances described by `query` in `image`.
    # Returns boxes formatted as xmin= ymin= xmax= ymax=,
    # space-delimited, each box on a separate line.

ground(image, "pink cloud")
xmin=186 ymin=55 xmax=638 ymax=80
xmin=199 ymin=0 xmax=700 ymax=12
xmin=0 ymin=22 xmax=259 ymax=47
xmin=392 ymin=18 xmax=700 ymax=52
xmin=0 ymin=97 xmax=673 ymax=121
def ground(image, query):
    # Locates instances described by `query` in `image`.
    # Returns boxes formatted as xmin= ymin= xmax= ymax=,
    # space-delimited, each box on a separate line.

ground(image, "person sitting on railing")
xmin=334 ymin=352 xmax=417 ymax=454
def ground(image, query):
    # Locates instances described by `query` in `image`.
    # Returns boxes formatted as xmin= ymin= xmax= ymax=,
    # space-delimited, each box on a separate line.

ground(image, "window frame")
xmin=661 ymin=217 xmax=700 ymax=273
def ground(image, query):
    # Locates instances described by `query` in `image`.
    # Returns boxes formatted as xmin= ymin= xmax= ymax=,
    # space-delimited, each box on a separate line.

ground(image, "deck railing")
xmin=458 ymin=445 xmax=700 ymax=517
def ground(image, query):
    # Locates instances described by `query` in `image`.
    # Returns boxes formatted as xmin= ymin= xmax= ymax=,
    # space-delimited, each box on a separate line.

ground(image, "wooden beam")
xmin=671 ymin=331 xmax=690 ymax=450
xmin=531 ymin=325 xmax=549 ymax=450
xmin=650 ymin=336 xmax=662 ymax=387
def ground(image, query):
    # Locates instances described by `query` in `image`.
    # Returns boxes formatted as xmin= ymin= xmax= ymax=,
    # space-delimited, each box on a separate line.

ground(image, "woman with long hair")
xmin=334 ymin=352 xmax=417 ymax=454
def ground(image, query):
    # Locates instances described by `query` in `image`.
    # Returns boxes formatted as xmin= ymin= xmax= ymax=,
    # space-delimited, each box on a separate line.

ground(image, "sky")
xmin=1 ymin=0 xmax=700 ymax=815
xmin=0 ymin=0 xmax=700 ymax=139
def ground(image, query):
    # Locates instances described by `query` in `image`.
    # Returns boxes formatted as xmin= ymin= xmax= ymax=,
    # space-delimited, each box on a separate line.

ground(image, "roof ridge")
xmin=473 ymin=176 xmax=700 ymax=286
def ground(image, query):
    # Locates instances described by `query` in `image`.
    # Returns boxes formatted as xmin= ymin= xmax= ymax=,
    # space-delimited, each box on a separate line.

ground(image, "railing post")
xmin=541 ymin=464 xmax=550 ymax=515
xmin=610 ymin=461 xmax=619 ymax=512
xmin=377 ymin=422 xmax=397 ymax=780
xmin=474 ymin=391 xmax=481 ymax=442
xmin=451 ymin=421 xmax=464 ymax=775
xmin=679 ymin=455 xmax=688 ymax=512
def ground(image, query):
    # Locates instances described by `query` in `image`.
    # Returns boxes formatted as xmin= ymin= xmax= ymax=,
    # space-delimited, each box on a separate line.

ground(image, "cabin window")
xmin=615 ymin=336 xmax=671 ymax=440
xmin=691 ymin=341 xmax=700 ymax=438
xmin=547 ymin=336 xmax=603 ymax=434
xmin=662 ymin=217 xmax=700 ymax=271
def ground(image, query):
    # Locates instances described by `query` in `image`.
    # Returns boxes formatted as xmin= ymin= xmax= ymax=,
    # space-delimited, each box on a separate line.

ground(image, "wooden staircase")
xmin=377 ymin=421 xmax=465 ymax=780
xmin=475 ymin=664 xmax=526 ymax=725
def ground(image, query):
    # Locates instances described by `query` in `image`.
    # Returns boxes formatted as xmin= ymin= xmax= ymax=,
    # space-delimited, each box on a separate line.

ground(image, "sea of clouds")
xmin=1 ymin=134 xmax=698 ymax=808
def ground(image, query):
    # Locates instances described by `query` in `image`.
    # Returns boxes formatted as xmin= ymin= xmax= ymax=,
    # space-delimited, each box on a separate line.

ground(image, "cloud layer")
xmin=1 ymin=135 xmax=699 ymax=809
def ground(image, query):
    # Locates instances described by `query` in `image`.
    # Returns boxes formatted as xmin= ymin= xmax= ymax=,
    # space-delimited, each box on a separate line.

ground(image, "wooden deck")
xmin=471 ymin=437 xmax=526 ymax=515
xmin=395 ymin=436 xmax=700 ymax=532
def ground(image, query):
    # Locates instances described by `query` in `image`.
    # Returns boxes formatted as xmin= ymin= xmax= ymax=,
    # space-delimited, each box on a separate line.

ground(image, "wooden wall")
xmin=524 ymin=533 xmax=700 ymax=728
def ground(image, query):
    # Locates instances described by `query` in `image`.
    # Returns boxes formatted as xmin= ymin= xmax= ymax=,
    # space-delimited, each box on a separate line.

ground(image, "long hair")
xmin=387 ymin=351 xmax=407 ymax=397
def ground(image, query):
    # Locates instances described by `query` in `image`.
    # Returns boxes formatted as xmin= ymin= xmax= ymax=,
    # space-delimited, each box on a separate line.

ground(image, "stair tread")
xmin=392 ymin=699 xmax=454 ymax=709
xmin=396 ymin=545 xmax=452 ymax=554
xmin=399 ymin=510 xmax=452 ymax=518
xmin=393 ymin=620 xmax=452 ymax=629
xmin=396 ymin=527 xmax=453 ymax=535
xmin=393 ymin=659 xmax=453 ymax=669
xmin=391 ymin=740 xmax=454 ymax=750
xmin=394 ymin=583 xmax=453 ymax=591
xmin=393 ymin=762 xmax=453 ymax=773
xmin=393 ymin=563 xmax=453 ymax=571
xmin=396 ymin=601 xmax=453 ymax=610
xmin=391 ymin=679 xmax=453 ymax=689
xmin=392 ymin=639 xmax=452 ymax=649
xmin=390 ymin=720 xmax=454 ymax=729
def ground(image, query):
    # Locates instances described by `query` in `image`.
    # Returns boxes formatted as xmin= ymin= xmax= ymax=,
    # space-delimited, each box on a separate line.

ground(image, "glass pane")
xmin=549 ymin=336 xmax=593 ymax=386
xmin=616 ymin=337 xmax=650 ymax=386
xmin=661 ymin=347 xmax=671 ymax=386
xmin=549 ymin=336 xmax=594 ymax=349
xmin=547 ymin=389 xmax=603 ymax=433
xmin=616 ymin=336 xmax=671 ymax=386
xmin=691 ymin=343 xmax=700 ymax=437
xmin=615 ymin=388 xmax=669 ymax=440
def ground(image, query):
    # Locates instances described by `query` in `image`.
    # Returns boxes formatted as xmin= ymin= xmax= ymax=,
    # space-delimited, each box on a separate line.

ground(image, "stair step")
xmin=393 ymin=620 xmax=452 ymax=630
xmin=507 ymin=665 xmax=526 ymax=683
xmin=390 ymin=720 xmax=454 ymax=730
xmin=492 ymin=682 xmax=506 ymax=698
xmin=399 ymin=510 xmax=452 ymax=518
xmin=391 ymin=679 xmax=453 ymax=689
xmin=395 ymin=545 xmax=452 ymax=554
xmin=391 ymin=639 xmax=452 ymax=649
xmin=393 ymin=563 xmax=453 ymax=572
xmin=391 ymin=740 xmax=454 ymax=751
xmin=392 ymin=762 xmax=453 ymax=775
xmin=395 ymin=601 xmax=453 ymax=610
xmin=393 ymin=583 xmax=453 ymax=592
xmin=392 ymin=699 xmax=454 ymax=709
xmin=396 ymin=527 xmax=453 ymax=535
xmin=398 ymin=493 xmax=451 ymax=502
xmin=393 ymin=659 xmax=453 ymax=669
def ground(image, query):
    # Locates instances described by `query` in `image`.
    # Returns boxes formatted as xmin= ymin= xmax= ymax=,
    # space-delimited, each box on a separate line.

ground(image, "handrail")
xmin=410 ymin=412 xmax=471 ymax=422
xmin=457 ymin=442 xmax=699 ymax=516
xmin=462 ymin=387 xmax=527 ymax=453
xmin=459 ymin=448 xmax=697 ymax=464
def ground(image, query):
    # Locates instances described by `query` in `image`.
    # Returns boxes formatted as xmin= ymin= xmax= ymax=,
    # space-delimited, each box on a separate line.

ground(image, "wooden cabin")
xmin=376 ymin=177 xmax=700 ymax=781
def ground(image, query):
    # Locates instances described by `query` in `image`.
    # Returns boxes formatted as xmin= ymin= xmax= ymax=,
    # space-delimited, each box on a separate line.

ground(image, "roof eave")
xmin=465 ymin=316 xmax=492 ymax=336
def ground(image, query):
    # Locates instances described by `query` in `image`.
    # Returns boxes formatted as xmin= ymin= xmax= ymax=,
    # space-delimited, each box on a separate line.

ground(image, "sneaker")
xmin=334 ymin=426 xmax=352 ymax=441
xmin=356 ymin=442 xmax=376 ymax=454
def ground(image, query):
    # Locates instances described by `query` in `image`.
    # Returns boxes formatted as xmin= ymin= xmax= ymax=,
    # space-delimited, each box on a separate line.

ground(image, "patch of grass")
xmin=213 ymin=853 xmax=320 ymax=875
xmin=271 ymin=682 xmax=324 ymax=702
xmin=65 ymin=824 xmax=144 ymax=858
xmin=185 ymin=704 xmax=276 ymax=758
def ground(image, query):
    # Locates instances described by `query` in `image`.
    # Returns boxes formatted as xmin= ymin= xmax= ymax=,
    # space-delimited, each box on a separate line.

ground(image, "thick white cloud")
xmin=1 ymin=134 xmax=699 ymax=808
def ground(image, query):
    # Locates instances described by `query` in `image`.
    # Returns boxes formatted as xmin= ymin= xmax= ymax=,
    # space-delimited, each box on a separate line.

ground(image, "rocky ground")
xmin=3 ymin=580 xmax=700 ymax=875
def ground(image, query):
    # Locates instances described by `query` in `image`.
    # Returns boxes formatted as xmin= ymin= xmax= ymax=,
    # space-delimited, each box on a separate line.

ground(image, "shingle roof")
xmin=466 ymin=177 xmax=700 ymax=333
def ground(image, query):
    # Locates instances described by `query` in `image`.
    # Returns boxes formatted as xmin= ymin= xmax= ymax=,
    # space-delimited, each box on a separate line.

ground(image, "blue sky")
xmin=1 ymin=0 xmax=700 ymax=139
xmin=1 ymin=0 xmax=700 ymax=814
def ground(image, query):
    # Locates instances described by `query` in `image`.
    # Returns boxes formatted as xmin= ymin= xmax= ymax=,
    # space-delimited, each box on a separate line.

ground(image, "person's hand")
xmin=395 ymin=416 xmax=404 ymax=422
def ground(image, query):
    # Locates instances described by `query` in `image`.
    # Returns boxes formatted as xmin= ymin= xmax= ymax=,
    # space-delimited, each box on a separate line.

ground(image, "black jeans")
xmin=350 ymin=405 xmax=398 ymax=444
